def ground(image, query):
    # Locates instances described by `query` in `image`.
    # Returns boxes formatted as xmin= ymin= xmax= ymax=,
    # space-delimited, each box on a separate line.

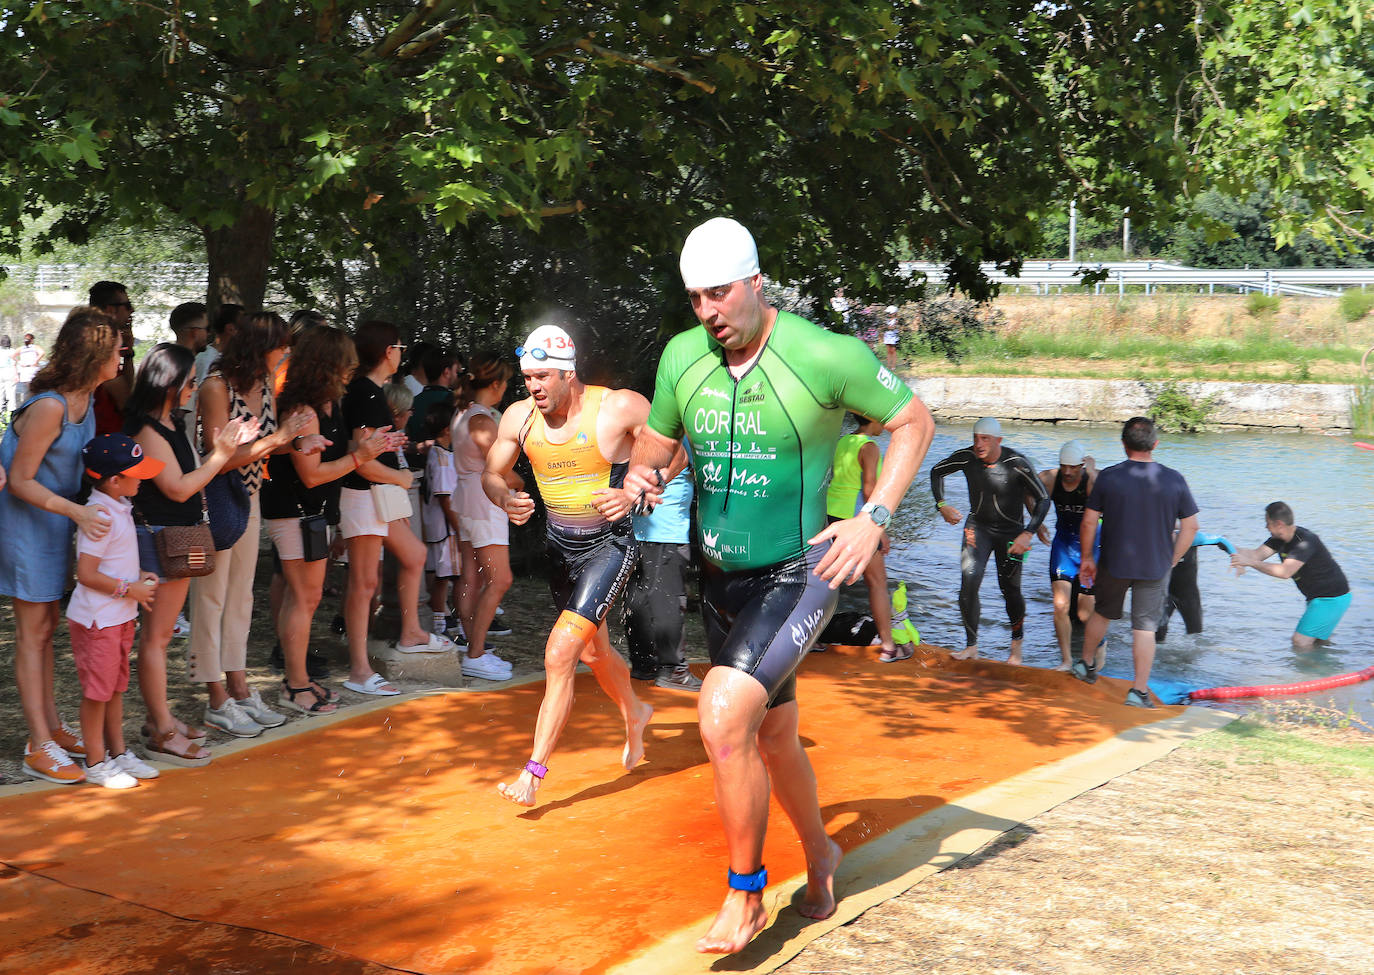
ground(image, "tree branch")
xmin=367 ymin=0 xmax=461 ymax=62
xmin=573 ymin=39 xmax=717 ymax=93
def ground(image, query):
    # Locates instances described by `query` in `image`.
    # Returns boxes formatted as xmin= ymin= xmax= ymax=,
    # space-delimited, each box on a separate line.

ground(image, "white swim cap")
xmin=680 ymin=217 xmax=761 ymax=289
xmin=973 ymin=417 xmax=1002 ymax=437
xmin=519 ymin=324 xmax=576 ymax=371
xmin=1059 ymin=440 xmax=1087 ymax=465
xmin=885 ymin=305 xmax=898 ymax=315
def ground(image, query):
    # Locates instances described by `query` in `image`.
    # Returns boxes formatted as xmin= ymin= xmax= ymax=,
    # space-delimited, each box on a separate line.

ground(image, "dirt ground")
xmin=781 ymin=717 xmax=1374 ymax=975
xmin=2 ymin=559 xmax=1372 ymax=975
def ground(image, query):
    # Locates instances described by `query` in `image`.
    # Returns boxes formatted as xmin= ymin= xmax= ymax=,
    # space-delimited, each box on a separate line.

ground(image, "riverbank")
xmin=783 ymin=713 xmax=1374 ymax=975
xmin=909 ymin=374 xmax=1355 ymax=432
xmin=897 ymin=293 xmax=1374 ymax=386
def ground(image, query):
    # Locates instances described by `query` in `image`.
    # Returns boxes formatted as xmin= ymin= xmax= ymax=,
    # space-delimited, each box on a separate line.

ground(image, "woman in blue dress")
xmin=0 ymin=308 xmax=122 ymax=783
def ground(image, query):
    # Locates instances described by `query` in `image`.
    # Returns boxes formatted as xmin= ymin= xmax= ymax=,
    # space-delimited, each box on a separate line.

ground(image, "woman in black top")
xmin=261 ymin=327 xmax=393 ymax=713
xmin=338 ymin=320 xmax=452 ymax=696
xmin=125 ymin=344 xmax=258 ymax=765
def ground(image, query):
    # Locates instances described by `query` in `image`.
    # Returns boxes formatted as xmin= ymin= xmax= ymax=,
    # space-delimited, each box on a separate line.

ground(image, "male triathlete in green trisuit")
xmin=625 ymin=217 xmax=935 ymax=954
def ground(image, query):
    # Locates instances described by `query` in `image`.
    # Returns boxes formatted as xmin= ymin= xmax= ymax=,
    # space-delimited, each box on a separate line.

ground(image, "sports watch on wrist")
xmin=860 ymin=502 xmax=891 ymax=529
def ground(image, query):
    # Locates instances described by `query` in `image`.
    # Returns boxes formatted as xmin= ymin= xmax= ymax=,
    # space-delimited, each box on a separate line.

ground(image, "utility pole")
xmin=1068 ymin=198 xmax=1077 ymax=262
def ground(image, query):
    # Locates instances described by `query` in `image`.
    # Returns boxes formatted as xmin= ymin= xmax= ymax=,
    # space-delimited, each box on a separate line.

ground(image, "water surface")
xmin=870 ymin=423 xmax=1374 ymax=722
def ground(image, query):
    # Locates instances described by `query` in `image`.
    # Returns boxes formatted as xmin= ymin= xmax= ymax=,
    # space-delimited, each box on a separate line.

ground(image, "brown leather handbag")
xmin=144 ymin=492 xmax=216 ymax=578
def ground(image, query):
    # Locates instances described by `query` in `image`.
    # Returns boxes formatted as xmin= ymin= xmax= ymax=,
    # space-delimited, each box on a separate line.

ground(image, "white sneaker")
xmin=204 ymin=700 xmax=264 ymax=738
xmin=495 ymin=605 xmax=505 ymax=616
xmin=172 ymin=614 xmax=191 ymax=639
xmin=234 ymin=690 xmax=287 ymax=728
xmin=461 ymin=653 xmax=511 ymax=681
xmin=85 ymin=759 xmax=139 ymax=790
xmin=485 ymin=650 xmax=514 ymax=671
xmin=112 ymin=749 xmax=160 ymax=780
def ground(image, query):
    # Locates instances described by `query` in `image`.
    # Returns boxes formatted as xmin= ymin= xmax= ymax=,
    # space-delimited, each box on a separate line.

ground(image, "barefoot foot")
xmin=696 ymin=889 xmax=769 ymax=954
xmin=622 ymin=701 xmax=653 ymax=771
xmin=951 ymin=645 xmax=979 ymax=661
xmin=1051 ymin=661 xmax=1073 ymax=673
xmin=1006 ymin=640 xmax=1023 ymax=666
xmin=799 ymin=838 xmax=843 ymax=920
xmin=497 ymin=770 xmax=540 ymax=806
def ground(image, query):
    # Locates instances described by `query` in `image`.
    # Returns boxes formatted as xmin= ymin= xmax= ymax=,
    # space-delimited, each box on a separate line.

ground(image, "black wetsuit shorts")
xmin=547 ymin=517 xmax=640 ymax=625
xmin=700 ymin=543 xmax=839 ymax=708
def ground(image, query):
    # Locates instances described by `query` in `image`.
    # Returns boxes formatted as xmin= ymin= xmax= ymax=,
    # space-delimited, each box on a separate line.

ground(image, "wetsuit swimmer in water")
xmin=1034 ymin=439 xmax=1099 ymax=670
xmin=930 ymin=417 xmax=1050 ymax=663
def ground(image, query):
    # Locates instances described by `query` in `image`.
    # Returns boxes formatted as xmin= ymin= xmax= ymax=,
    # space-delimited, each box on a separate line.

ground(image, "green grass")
xmin=1188 ymin=719 xmax=1374 ymax=777
xmin=910 ymin=329 xmax=1360 ymax=382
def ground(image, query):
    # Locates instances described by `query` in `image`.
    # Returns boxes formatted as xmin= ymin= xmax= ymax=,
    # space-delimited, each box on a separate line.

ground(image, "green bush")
xmin=1338 ymin=289 xmax=1374 ymax=323
xmin=1245 ymin=292 xmax=1281 ymax=317
xmin=1144 ymin=380 xmax=1216 ymax=433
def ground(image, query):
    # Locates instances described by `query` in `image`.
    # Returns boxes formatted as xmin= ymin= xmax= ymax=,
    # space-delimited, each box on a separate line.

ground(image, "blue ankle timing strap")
xmin=728 ymin=865 xmax=768 ymax=892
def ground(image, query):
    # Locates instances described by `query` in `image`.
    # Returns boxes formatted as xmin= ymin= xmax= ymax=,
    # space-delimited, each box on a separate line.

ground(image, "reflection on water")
xmin=866 ymin=423 xmax=1373 ymax=719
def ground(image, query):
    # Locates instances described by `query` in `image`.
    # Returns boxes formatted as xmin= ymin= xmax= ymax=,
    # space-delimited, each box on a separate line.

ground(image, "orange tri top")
xmin=522 ymin=385 xmax=626 ymax=534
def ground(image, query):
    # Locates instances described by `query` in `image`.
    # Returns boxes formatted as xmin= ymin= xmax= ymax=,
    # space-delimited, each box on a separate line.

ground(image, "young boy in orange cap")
xmin=69 ymin=433 xmax=164 ymax=789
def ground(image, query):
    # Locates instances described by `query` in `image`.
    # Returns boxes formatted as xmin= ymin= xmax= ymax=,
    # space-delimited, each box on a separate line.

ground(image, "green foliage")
xmin=1190 ymin=0 xmax=1374 ymax=251
xmin=0 ymin=0 xmax=1200 ymax=314
xmin=1352 ymin=377 xmax=1374 ymax=436
xmin=1143 ymin=380 xmax=1216 ymax=433
xmin=1245 ymin=293 xmax=1281 ymax=317
xmin=1339 ymin=289 xmax=1374 ymax=323
xmin=907 ymin=296 xmax=999 ymax=362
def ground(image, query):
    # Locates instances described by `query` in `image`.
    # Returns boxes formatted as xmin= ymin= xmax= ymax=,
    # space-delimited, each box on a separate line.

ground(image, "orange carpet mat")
xmin=0 ymin=646 xmax=1189 ymax=974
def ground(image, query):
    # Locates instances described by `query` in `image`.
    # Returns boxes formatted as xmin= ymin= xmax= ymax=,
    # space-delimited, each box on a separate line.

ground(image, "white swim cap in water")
xmin=680 ymin=217 xmax=761 ymax=289
xmin=973 ymin=417 xmax=1002 ymax=437
xmin=1059 ymin=440 xmax=1087 ymax=465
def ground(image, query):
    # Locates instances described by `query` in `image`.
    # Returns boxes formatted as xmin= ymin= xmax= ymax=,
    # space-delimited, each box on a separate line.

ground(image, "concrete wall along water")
xmin=911 ymin=376 xmax=1356 ymax=434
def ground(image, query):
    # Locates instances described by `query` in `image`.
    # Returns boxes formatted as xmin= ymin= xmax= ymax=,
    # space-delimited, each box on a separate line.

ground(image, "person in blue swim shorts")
xmin=1230 ymin=501 xmax=1351 ymax=650
xmin=1035 ymin=440 xmax=1099 ymax=670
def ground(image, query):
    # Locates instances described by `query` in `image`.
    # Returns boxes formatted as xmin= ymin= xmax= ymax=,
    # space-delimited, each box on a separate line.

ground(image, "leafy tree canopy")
xmin=1189 ymin=0 xmax=1373 ymax=250
xmin=2 ymin=0 xmax=1197 ymax=317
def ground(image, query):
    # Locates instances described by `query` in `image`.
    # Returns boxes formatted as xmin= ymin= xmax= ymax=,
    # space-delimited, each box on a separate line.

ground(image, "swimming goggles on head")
xmin=515 ymin=346 xmax=550 ymax=360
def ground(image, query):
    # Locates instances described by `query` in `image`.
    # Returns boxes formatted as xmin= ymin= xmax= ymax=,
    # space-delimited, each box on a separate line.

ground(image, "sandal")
xmin=144 ymin=729 xmax=212 ymax=767
xmin=878 ymin=645 xmax=915 ymax=663
xmin=309 ymin=679 xmax=340 ymax=704
xmin=141 ymin=720 xmax=208 ymax=746
xmin=280 ymin=679 xmax=338 ymax=715
xmin=342 ymin=672 xmax=399 ymax=696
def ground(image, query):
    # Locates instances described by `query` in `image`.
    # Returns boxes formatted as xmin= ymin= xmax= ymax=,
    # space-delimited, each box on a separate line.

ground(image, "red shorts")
xmin=70 ymin=618 xmax=135 ymax=702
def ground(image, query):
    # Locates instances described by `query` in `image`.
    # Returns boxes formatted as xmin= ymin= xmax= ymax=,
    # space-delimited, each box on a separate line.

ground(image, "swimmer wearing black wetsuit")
xmin=930 ymin=418 xmax=1049 ymax=663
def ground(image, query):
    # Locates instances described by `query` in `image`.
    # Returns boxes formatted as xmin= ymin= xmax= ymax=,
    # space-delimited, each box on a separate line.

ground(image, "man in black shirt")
xmin=1231 ymin=501 xmax=1352 ymax=649
xmin=930 ymin=417 xmax=1050 ymax=664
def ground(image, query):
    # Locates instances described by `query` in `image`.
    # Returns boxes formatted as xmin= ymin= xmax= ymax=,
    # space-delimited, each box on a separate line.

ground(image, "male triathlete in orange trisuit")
xmin=482 ymin=324 xmax=668 ymax=806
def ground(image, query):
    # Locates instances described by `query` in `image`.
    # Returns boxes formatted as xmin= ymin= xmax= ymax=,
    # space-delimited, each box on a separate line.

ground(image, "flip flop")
xmin=878 ymin=645 xmax=915 ymax=663
xmin=395 ymin=632 xmax=454 ymax=654
xmin=342 ymin=673 xmax=400 ymax=696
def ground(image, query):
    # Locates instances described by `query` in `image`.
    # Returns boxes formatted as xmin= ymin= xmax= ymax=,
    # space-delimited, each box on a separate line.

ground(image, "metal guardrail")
xmin=9 ymin=259 xmax=1374 ymax=300
xmin=900 ymin=261 xmax=1374 ymax=297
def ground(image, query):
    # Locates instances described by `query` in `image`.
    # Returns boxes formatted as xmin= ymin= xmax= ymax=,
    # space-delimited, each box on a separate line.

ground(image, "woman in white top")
xmin=450 ymin=350 xmax=519 ymax=666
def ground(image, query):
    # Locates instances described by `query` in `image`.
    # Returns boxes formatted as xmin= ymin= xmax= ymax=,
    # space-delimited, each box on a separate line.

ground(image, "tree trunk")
xmin=201 ymin=203 xmax=276 ymax=314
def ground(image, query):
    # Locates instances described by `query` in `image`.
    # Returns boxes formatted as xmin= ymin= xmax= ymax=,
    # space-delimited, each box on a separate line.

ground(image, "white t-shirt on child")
xmin=421 ymin=444 xmax=457 ymax=544
xmin=67 ymin=494 xmax=140 ymax=629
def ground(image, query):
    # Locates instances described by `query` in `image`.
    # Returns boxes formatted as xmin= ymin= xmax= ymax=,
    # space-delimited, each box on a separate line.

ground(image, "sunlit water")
xmin=859 ymin=423 xmax=1374 ymax=721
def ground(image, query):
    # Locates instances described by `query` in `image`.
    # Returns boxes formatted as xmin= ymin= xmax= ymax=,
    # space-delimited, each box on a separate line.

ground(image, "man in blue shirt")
xmin=624 ymin=443 xmax=702 ymax=690
xmin=1077 ymin=417 xmax=1199 ymax=707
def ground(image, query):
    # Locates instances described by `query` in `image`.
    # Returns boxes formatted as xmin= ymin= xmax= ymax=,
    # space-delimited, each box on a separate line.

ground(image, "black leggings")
xmin=1156 ymin=546 xmax=1202 ymax=641
xmin=959 ymin=522 xmax=1025 ymax=646
xmin=623 ymin=540 xmax=689 ymax=677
